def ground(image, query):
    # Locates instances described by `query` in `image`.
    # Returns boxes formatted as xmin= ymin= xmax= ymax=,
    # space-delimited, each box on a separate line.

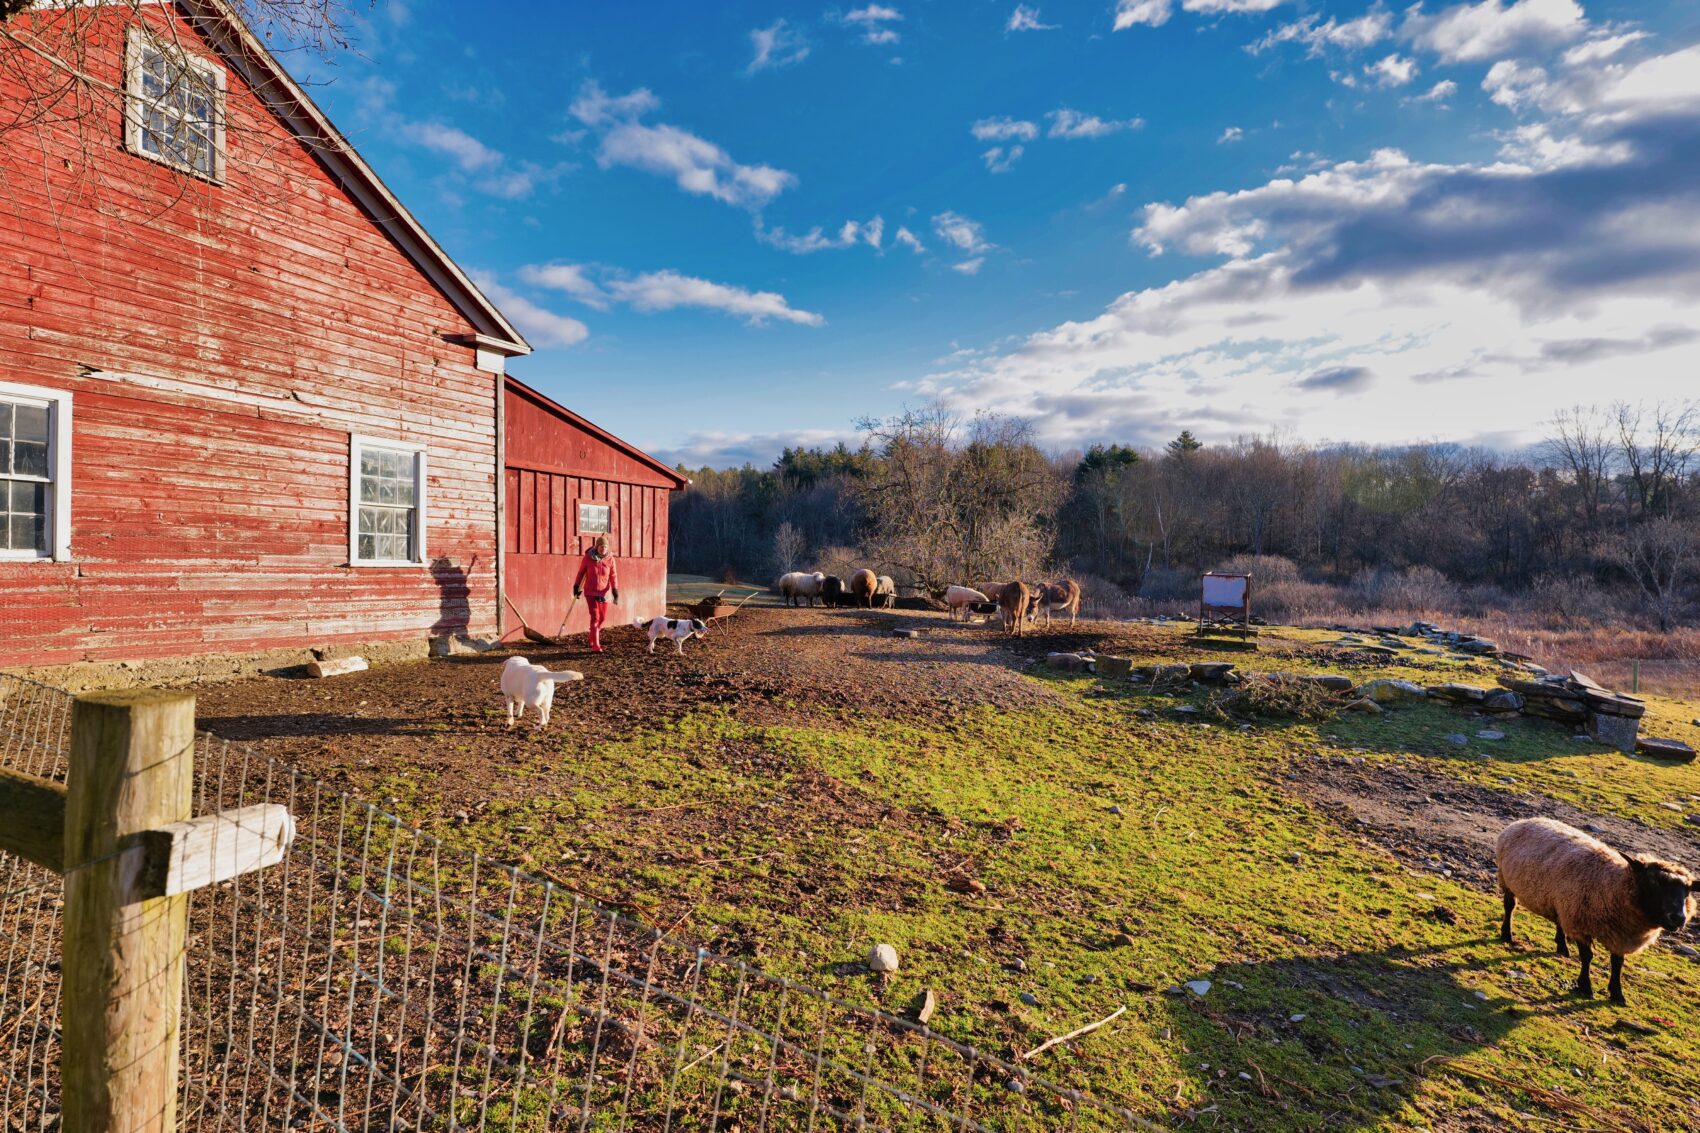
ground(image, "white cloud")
xmin=972 ymin=116 xmax=1039 ymax=142
xmin=516 ymin=263 xmax=609 ymax=309
xmin=951 ymin=257 xmax=987 ymax=275
xmin=474 ymin=160 xmax=574 ymax=200
xmin=1113 ymin=0 xmax=1171 ymax=30
xmin=756 ymin=216 xmax=885 ymax=253
xmin=605 ymin=271 xmax=824 ymax=325
xmin=654 ymin=427 xmax=860 ymax=469
xmin=748 ymin=19 xmax=810 ymax=73
xmin=1047 ymin=107 xmax=1144 ymax=138
xmin=1249 ymin=10 xmax=1393 ymax=55
xmin=568 ymin=82 xmax=661 ymax=127
xmin=471 ymin=272 xmax=590 ymax=348
xmin=909 ymin=43 xmax=1700 ymax=452
xmin=400 ymin=121 xmax=502 ymax=172
xmin=1185 ymin=0 xmax=1288 ymax=11
xmin=1366 ymin=53 xmax=1418 ymax=87
xmin=983 ymin=146 xmax=1024 ymax=173
xmin=1119 ymin=0 xmax=1290 ymax=26
xmin=1412 ymin=79 xmax=1459 ymax=103
xmin=511 ymin=263 xmax=824 ymax=326
xmin=843 ymin=4 xmax=903 ymax=44
xmin=570 ymin=81 xmax=796 ymax=211
xmin=1007 ymin=5 xmax=1057 ymax=31
xmin=1403 ymin=0 xmax=1586 ymax=64
xmin=932 ymin=211 xmax=995 ymax=256
xmin=1562 ymin=31 xmax=1649 ymax=66
xmin=1218 ymin=126 xmax=1244 ymax=144
xmin=894 ymin=226 xmax=927 ymax=253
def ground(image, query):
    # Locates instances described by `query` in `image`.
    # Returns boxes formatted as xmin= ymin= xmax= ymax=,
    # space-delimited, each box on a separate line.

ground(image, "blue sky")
xmin=292 ymin=1 xmax=1700 ymax=467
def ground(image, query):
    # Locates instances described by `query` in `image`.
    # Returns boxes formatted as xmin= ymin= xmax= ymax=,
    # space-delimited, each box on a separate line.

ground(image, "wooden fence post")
xmin=61 ymin=690 xmax=196 ymax=1133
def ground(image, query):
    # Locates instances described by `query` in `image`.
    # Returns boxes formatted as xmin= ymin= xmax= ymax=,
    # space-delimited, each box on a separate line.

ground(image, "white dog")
xmin=500 ymin=656 xmax=583 ymax=728
xmin=634 ymin=616 xmax=709 ymax=655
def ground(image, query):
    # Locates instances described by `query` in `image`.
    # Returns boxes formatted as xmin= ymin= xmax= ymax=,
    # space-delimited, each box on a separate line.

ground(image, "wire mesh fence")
xmin=0 ymin=672 xmax=1145 ymax=1133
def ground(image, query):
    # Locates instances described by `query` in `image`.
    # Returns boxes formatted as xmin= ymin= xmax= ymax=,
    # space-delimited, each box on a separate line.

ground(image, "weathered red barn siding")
xmin=502 ymin=380 xmax=684 ymax=640
xmin=0 ymin=5 xmax=506 ymax=667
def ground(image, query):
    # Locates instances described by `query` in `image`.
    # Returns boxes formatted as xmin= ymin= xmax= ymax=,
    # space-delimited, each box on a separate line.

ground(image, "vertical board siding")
xmin=0 ymin=7 xmax=500 ymax=667
xmin=500 ymin=380 xmax=680 ymax=640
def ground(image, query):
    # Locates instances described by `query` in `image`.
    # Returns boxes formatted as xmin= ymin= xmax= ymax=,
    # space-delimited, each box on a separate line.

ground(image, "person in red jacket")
xmin=572 ymin=535 xmax=620 ymax=652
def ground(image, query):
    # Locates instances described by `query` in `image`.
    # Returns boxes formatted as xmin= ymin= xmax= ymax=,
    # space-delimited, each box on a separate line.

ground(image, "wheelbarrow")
xmin=668 ymin=587 xmax=763 ymax=630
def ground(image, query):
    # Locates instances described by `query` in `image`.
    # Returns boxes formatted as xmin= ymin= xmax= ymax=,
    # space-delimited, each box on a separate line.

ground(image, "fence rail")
xmin=0 ymin=672 xmax=1143 ymax=1132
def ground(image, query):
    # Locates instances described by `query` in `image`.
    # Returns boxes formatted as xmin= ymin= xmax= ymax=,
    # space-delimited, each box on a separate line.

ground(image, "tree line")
xmin=668 ymin=402 xmax=1700 ymax=630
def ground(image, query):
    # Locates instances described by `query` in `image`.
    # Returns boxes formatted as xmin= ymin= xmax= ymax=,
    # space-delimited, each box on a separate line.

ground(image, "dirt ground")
xmin=193 ymin=605 xmax=1070 ymax=808
xmin=1294 ymin=754 xmax=1700 ymax=890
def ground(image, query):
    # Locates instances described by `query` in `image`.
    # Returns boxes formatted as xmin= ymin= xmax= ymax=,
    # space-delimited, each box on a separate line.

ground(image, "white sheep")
xmin=1497 ymin=817 xmax=1696 ymax=1005
xmin=777 ymin=571 xmax=827 ymax=607
xmin=874 ymin=575 xmax=897 ymax=609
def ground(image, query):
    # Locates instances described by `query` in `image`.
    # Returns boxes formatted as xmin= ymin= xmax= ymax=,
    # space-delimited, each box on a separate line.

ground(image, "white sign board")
xmin=1202 ymin=574 xmax=1248 ymax=608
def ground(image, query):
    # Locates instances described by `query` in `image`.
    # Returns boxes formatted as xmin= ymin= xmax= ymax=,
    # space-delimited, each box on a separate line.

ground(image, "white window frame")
xmin=124 ymin=25 xmax=228 ymax=183
xmin=0 ymin=380 xmax=72 ymax=563
xmin=348 ymin=435 xmax=427 ymax=567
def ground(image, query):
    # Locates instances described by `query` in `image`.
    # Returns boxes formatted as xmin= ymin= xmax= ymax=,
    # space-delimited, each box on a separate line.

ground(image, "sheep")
xmin=997 ymin=581 xmax=1033 ymax=635
xmin=819 ymin=575 xmax=850 ymax=607
xmin=778 ymin=571 xmax=826 ymax=607
xmin=944 ymin=585 xmax=988 ymax=622
xmin=1033 ymin=579 xmax=1082 ymax=626
xmin=849 ymin=568 xmax=878 ymax=608
xmin=874 ymin=575 xmax=897 ymax=609
xmin=1496 ymin=817 xmax=1696 ymax=1005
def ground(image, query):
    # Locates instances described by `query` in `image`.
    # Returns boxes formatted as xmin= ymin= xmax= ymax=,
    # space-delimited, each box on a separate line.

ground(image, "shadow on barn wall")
xmin=431 ymin=556 xmax=471 ymax=634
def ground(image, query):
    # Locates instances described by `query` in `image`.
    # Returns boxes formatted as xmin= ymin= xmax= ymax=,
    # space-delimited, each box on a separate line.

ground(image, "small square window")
xmin=578 ymin=502 xmax=611 ymax=535
xmin=125 ymin=28 xmax=226 ymax=181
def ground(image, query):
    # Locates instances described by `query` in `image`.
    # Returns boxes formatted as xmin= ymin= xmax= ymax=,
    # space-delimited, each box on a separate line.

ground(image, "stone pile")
xmin=1496 ymin=670 xmax=1645 ymax=752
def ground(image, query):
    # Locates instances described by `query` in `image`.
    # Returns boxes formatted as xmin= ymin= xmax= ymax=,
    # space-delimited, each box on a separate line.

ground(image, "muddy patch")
xmin=1287 ymin=754 xmax=1700 ymax=894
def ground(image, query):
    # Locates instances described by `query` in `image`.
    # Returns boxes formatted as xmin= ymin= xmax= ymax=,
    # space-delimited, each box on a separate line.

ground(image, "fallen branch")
xmin=1017 ymin=1005 xmax=1126 ymax=1062
xmin=1419 ymin=1056 xmax=1636 ymax=1133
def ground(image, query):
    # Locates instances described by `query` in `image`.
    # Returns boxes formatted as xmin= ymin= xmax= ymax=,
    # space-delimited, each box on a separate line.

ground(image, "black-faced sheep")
xmin=874 ymin=575 xmax=897 ymax=609
xmin=1496 ymin=817 xmax=1696 ymax=1005
xmin=849 ymin=568 xmax=878 ymax=608
xmin=777 ymin=571 xmax=826 ymax=607
xmin=997 ymin=581 xmax=1033 ymax=635
xmin=1034 ymin=579 xmax=1082 ymax=626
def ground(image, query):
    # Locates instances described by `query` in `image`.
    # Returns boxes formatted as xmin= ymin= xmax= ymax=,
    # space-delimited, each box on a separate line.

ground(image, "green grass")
xmin=363 ymin=625 xmax=1700 ymax=1131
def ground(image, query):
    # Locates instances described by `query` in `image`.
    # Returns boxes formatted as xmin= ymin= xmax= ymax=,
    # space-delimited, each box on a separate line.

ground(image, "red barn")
xmin=0 ymin=2 xmax=674 ymax=678
xmin=502 ymin=378 xmax=687 ymax=641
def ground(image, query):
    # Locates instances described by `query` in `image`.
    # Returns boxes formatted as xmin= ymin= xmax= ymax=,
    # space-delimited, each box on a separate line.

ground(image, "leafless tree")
xmin=772 ymin=521 xmax=805 ymax=575
xmin=1617 ymin=517 xmax=1697 ymax=632
xmin=1614 ymin=400 xmax=1698 ymax=520
xmin=1545 ymin=405 xmax=1615 ymax=530
xmin=852 ymin=406 xmax=1060 ymax=597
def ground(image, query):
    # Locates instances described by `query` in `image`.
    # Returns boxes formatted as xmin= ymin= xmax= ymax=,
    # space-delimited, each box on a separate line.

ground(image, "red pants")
xmin=586 ymin=594 xmax=609 ymax=650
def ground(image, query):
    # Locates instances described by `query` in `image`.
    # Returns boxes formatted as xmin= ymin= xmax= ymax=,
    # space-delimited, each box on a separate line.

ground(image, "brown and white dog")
xmin=635 ymin=616 xmax=710 ymax=655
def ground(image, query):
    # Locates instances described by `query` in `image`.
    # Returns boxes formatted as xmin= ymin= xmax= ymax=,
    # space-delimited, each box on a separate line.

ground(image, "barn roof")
xmin=505 ymin=376 xmax=690 ymax=489
xmin=183 ymin=0 xmax=531 ymax=356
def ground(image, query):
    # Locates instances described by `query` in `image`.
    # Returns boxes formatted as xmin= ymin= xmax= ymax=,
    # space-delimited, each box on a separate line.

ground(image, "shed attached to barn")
xmin=502 ymin=378 xmax=687 ymax=642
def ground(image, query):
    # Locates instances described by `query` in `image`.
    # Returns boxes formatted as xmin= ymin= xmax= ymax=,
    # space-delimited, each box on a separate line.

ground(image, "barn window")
xmin=125 ymin=27 xmax=226 ymax=181
xmin=0 ymin=381 xmax=72 ymax=562
xmin=577 ymin=501 xmax=611 ymax=535
xmin=349 ymin=436 xmax=427 ymax=566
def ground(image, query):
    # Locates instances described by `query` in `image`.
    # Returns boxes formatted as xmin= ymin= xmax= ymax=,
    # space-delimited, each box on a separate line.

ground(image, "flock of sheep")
xmin=775 ymin=570 xmax=1081 ymax=635
xmin=776 ymin=569 xmax=898 ymax=609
